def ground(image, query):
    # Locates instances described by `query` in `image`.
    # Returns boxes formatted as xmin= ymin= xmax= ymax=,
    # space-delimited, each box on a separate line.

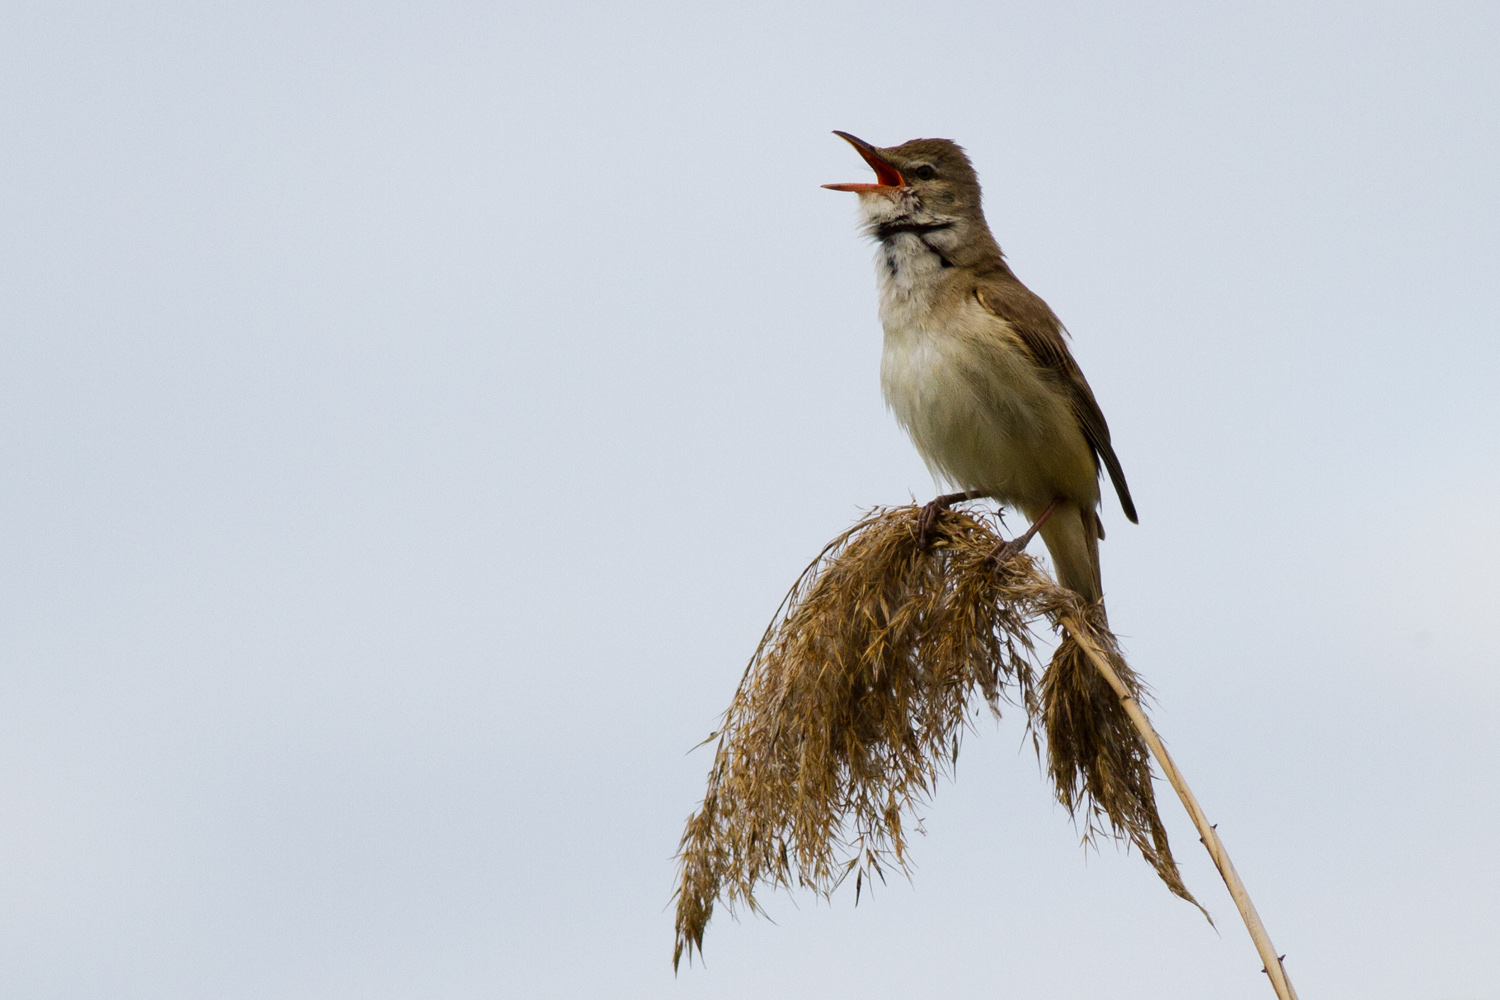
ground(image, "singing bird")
xmin=825 ymin=132 xmax=1136 ymax=607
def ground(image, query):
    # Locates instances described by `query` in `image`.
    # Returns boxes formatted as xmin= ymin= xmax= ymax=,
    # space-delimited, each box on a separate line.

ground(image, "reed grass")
xmin=672 ymin=503 xmax=1201 ymax=969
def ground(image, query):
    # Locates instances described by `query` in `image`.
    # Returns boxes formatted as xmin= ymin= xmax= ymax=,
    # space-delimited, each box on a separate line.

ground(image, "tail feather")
xmin=1029 ymin=502 xmax=1103 ymax=607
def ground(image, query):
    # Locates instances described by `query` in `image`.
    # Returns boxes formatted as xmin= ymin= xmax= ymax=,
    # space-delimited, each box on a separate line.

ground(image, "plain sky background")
xmin=2 ymin=1 xmax=1497 ymax=997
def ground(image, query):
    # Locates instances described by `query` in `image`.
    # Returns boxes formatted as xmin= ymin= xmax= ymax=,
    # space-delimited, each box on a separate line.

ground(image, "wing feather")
xmin=974 ymin=279 xmax=1138 ymax=523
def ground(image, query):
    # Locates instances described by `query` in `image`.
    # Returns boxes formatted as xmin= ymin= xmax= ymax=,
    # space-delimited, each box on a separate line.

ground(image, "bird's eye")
xmin=912 ymin=165 xmax=937 ymax=180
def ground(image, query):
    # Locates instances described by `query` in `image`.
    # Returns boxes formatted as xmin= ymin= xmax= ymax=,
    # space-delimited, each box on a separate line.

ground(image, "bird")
xmin=824 ymin=131 xmax=1136 ymax=608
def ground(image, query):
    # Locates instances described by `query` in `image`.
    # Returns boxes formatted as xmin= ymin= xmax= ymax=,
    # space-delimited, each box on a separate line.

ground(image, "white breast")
xmin=874 ymin=236 xmax=1088 ymax=505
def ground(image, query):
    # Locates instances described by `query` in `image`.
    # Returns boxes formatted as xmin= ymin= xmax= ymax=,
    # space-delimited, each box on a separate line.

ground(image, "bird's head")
xmin=824 ymin=132 xmax=986 ymax=237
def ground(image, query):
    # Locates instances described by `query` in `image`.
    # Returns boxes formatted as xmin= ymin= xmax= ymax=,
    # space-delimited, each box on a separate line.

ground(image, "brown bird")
xmin=826 ymin=131 xmax=1136 ymax=607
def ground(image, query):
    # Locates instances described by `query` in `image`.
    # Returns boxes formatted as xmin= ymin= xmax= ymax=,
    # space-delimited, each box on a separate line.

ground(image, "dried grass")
xmin=673 ymin=503 xmax=1201 ymax=968
xmin=1040 ymin=608 xmax=1203 ymax=915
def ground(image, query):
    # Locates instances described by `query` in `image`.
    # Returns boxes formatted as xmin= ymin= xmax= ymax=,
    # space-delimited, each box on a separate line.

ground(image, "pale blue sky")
xmin=1 ymin=2 xmax=1497 ymax=997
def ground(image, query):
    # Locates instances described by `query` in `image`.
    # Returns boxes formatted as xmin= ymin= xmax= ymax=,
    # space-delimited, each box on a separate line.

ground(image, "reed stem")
xmin=1061 ymin=618 xmax=1301 ymax=1000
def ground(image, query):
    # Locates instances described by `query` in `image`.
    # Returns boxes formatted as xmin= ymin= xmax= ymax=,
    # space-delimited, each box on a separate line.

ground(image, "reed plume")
xmin=672 ymin=503 xmax=1199 ymax=969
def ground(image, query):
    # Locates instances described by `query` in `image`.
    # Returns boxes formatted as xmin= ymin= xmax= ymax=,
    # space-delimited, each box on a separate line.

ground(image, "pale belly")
xmin=879 ymin=314 xmax=1099 ymax=510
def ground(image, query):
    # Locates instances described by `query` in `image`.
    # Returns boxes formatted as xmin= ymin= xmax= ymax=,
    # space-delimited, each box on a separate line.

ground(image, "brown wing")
xmin=975 ymin=278 xmax=1138 ymax=524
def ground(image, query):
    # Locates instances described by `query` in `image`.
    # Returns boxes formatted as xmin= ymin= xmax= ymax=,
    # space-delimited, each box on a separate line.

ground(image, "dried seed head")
xmin=672 ymin=505 xmax=1198 ymax=968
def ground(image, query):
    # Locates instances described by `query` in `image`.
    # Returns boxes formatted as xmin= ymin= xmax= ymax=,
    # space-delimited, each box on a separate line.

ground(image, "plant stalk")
xmin=1061 ymin=618 xmax=1301 ymax=1000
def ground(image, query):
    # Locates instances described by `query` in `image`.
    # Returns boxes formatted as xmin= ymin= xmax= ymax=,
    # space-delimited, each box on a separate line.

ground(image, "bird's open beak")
xmin=823 ymin=131 xmax=905 ymax=192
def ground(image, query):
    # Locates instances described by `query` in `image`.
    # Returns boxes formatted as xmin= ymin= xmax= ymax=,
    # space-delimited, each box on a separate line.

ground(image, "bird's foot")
xmin=917 ymin=491 xmax=984 ymax=549
xmin=989 ymin=499 xmax=1060 ymax=566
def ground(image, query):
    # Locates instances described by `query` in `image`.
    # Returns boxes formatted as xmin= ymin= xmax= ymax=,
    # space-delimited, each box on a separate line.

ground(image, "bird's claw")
xmin=916 ymin=501 xmax=943 ymax=549
xmin=987 ymin=499 xmax=1061 ymax=568
xmin=989 ymin=538 xmax=1025 ymax=566
xmin=916 ymin=491 xmax=983 ymax=549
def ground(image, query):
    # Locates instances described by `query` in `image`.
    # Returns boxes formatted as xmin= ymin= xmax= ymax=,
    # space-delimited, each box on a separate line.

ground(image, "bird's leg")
xmin=990 ymin=499 xmax=1060 ymax=566
xmin=917 ymin=490 xmax=985 ymax=548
